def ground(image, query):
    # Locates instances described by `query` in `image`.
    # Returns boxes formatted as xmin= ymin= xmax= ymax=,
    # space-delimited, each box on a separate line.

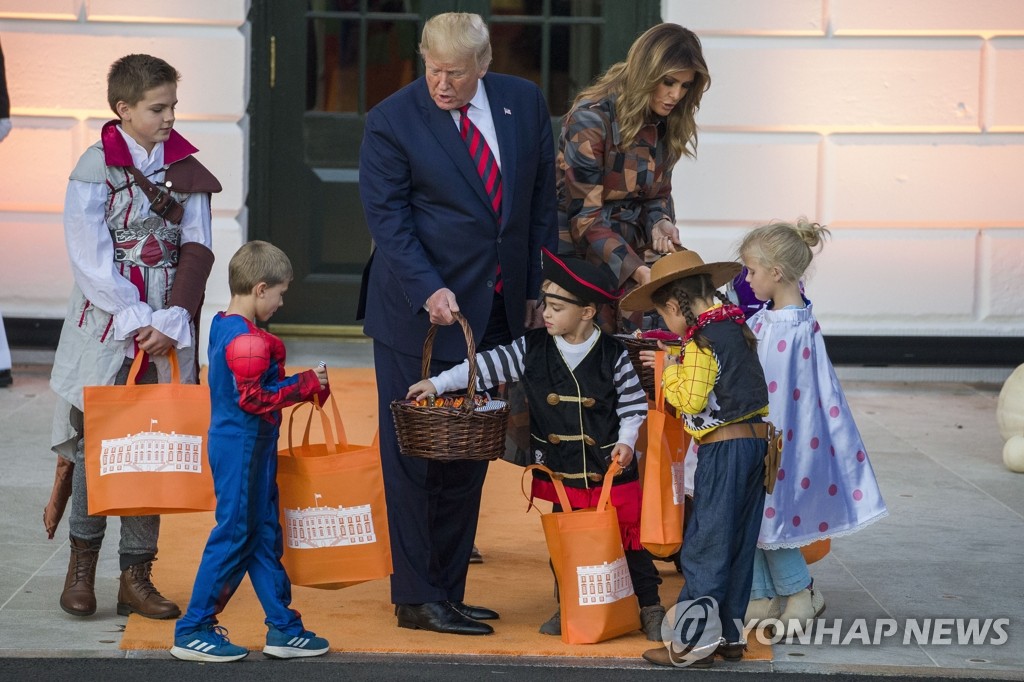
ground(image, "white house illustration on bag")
xmin=284 ymin=493 xmax=376 ymax=549
xmin=99 ymin=419 xmax=203 ymax=476
xmin=576 ymin=556 xmax=634 ymax=606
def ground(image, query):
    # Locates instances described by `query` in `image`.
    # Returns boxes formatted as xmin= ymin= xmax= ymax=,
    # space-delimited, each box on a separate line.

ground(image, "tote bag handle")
xmin=125 ymin=348 xmax=180 ymax=385
xmin=285 ymin=391 xmax=380 ymax=456
xmin=286 ymin=393 xmax=341 ymax=456
xmin=522 ymin=461 xmax=622 ymax=512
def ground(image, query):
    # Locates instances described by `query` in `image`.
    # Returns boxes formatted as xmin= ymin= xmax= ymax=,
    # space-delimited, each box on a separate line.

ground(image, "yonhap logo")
xmin=660 ymin=596 xmax=724 ymax=667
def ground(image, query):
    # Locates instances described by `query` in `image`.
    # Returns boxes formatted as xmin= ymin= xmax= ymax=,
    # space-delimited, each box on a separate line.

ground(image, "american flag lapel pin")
xmin=504 ymin=107 xmax=512 ymax=116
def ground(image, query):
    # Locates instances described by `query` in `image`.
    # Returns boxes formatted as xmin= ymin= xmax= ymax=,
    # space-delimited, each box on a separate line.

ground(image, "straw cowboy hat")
xmin=620 ymin=249 xmax=741 ymax=312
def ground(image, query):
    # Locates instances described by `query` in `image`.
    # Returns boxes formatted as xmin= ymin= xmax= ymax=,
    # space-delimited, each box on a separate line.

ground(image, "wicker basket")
xmin=391 ymin=312 xmax=509 ymax=462
xmin=616 ymin=334 xmax=680 ymax=400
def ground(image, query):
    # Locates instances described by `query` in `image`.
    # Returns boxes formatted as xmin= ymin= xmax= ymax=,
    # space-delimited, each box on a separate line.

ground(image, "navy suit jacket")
xmin=358 ymin=73 xmax=557 ymax=363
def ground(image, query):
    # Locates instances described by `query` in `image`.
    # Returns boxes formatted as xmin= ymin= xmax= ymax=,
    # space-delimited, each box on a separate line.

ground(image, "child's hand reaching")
xmin=406 ymin=379 xmax=439 ymax=401
xmin=639 ymin=342 xmax=679 ymax=369
xmin=611 ymin=443 xmax=634 ymax=469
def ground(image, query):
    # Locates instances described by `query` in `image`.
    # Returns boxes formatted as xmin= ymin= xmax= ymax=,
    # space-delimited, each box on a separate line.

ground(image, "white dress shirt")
xmin=448 ymin=80 xmax=502 ymax=171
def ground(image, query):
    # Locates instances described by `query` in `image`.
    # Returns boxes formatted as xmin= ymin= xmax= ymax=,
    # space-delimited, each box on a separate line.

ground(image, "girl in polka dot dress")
xmin=739 ymin=219 xmax=888 ymax=638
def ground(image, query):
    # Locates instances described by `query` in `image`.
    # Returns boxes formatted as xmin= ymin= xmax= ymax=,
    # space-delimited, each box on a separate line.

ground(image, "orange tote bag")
xmin=527 ymin=463 xmax=642 ymax=645
xmin=277 ymin=394 xmax=392 ymax=589
xmin=801 ymin=538 xmax=831 ymax=564
xmin=640 ymin=351 xmax=690 ymax=557
xmin=83 ymin=349 xmax=215 ymax=516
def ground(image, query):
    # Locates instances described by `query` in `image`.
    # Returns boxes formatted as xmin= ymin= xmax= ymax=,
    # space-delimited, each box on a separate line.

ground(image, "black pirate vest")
xmin=521 ymin=328 xmax=639 ymax=489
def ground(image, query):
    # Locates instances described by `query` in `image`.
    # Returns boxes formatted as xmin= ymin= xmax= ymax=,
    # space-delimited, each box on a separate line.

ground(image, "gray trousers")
xmin=67 ymin=359 xmax=160 ymax=569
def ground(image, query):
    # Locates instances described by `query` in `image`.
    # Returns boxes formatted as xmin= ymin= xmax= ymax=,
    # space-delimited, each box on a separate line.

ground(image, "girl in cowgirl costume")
xmin=622 ymin=250 xmax=770 ymax=669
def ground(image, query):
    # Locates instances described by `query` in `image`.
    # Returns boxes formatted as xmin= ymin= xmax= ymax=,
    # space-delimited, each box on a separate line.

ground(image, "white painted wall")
xmin=1 ymin=2 xmax=1021 ymax=342
xmin=0 ymin=0 xmax=248 ymax=355
xmin=663 ymin=0 xmax=1024 ymax=337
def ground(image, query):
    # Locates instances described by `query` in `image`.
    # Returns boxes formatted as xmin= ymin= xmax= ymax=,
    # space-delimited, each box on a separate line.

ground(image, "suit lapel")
xmin=416 ymin=80 xmax=492 ymax=211
xmin=484 ymin=75 xmax=517 ymax=231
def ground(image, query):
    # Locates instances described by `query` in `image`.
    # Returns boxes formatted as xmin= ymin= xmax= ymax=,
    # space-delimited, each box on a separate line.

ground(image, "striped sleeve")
xmin=430 ymin=337 xmax=527 ymax=394
xmin=613 ymin=348 xmax=648 ymax=418
xmin=613 ymin=348 xmax=648 ymax=449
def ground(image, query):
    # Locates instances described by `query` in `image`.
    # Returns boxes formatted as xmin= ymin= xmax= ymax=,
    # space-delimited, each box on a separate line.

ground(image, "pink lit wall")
xmin=0 ymin=0 xmax=248 ymax=336
xmin=1 ymin=2 xmax=1021 ymax=340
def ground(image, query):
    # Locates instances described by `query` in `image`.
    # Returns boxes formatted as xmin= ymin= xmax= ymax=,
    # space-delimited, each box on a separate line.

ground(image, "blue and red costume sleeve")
xmin=225 ymin=332 xmax=327 ymax=418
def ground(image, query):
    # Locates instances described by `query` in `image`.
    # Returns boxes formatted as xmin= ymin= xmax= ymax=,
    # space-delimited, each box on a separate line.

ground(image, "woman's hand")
xmin=631 ymin=265 xmax=652 ymax=286
xmin=611 ymin=443 xmax=634 ymax=468
xmin=406 ymin=379 xmax=439 ymax=401
xmin=651 ymin=219 xmax=682 ymax=254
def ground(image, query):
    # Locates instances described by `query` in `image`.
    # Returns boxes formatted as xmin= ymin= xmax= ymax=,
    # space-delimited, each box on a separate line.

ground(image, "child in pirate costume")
xmin=621 ymin=250 xmax=771 ymax=669
xmin=48 ymin=54 xmax=219 ymax=620
xmin=408 ymin=248 xmax=666 ymax=640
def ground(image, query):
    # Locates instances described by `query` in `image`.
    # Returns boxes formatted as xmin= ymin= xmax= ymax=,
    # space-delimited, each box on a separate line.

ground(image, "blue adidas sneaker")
xmin=263 ymin=623 xmax=330 ymax=659
xmin=170 ymin=625 xmax=249 ymax=662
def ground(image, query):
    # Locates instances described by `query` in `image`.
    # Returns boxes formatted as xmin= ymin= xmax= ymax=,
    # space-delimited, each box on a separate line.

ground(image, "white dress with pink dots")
xmin=747 ymin=302 xmax=888 ymax=549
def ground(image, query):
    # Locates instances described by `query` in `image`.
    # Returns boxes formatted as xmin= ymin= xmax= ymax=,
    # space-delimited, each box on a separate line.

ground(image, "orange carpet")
xmin=121 ymin=367 xmax=771 ymax=660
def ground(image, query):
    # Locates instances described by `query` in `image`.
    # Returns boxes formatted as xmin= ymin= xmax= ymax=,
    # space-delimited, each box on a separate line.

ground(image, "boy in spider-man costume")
xmin=171 ymin=240 xmax=331 ymax=663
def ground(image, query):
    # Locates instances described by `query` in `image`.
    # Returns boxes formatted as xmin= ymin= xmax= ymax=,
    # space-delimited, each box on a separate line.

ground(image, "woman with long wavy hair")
xmin=557 ymin=23 xmax=710 ymax=333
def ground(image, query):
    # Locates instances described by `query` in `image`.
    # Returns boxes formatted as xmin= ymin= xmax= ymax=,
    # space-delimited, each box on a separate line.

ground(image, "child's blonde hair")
xmin=228 ymin=240 xmax=293 ymax=295
xmin=739 ymin=218 xmax=831 ymax=284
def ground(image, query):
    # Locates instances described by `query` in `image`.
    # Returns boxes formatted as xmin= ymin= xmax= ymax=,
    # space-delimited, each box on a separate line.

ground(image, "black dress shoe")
xmin=396 ymin=601 xmax=494 ymax=635
xmin=449 ymin=601 xmax=500 ymax=621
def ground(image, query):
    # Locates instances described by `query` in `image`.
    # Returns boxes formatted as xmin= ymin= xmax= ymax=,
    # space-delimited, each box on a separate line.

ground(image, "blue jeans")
xmin=677 ymin=433 xmax=766 ymax=643
xmin=750 ymin=547 xmax=811 ymax=600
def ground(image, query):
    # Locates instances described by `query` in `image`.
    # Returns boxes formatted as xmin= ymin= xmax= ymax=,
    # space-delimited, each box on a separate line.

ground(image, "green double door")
xmin=249 ymin=0 xmax=660 ymax=330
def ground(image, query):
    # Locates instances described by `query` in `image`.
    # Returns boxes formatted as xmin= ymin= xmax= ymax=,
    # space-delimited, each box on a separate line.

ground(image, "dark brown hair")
xmin=651 ymin=274 xmax=757 ymax=351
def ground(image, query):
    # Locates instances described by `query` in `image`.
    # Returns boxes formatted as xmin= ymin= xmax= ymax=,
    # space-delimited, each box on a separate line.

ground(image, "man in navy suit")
xmin=358 ymin=13 xmax=557 ymax=635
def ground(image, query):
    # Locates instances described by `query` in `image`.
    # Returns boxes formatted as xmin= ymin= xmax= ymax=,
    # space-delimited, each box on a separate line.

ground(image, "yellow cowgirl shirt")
xmin=662 ymin=316 xmax=769 ymax=440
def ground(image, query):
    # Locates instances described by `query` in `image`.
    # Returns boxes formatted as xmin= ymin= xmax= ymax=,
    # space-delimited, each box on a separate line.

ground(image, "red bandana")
xmin=682 ymin=304 xmax=748 ymax=344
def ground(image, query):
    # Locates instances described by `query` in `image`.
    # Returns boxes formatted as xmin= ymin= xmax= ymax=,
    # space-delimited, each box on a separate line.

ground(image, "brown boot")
xmin=60 ymin=536 xmax=101 ymax=616
xmin=117 ymin=560 xmax=181 ymax=619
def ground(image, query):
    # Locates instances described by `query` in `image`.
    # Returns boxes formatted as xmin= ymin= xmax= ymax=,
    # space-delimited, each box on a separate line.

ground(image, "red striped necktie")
xmin=458 ymin=104 xmax=503 ymax=293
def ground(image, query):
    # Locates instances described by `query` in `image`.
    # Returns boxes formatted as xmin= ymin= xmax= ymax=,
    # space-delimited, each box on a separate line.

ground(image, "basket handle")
xmin=421 ymin=310 xmax=478 ymax=409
